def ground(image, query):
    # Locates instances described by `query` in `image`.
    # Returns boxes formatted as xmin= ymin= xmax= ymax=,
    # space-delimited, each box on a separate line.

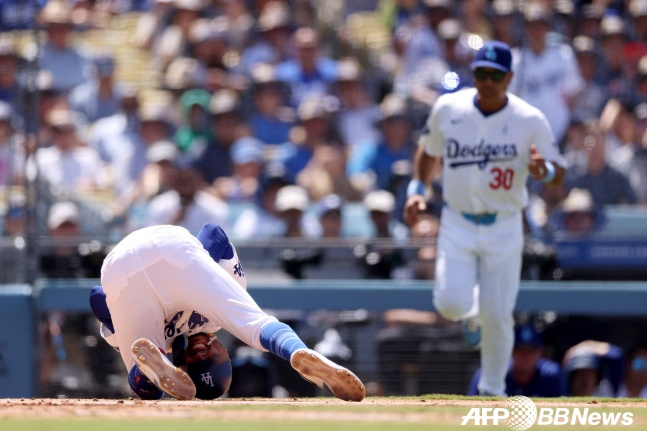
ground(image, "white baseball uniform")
xmin=419 ymin=87 xmax=566 ymax=395
xmin=100 ymin=224 xmax=277 ymax=371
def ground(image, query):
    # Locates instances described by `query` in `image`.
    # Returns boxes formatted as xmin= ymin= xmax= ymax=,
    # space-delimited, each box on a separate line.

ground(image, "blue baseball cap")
xmin=186 ymin=356 xmax=233 ymax=400
xmin=471 ymin=41 xmax=513 ymax=73
xmin=514 ymin=324 xmax=542 ymax=349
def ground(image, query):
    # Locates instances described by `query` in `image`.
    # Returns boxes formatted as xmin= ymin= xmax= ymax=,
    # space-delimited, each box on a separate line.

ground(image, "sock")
xmin=128 ymin=365 xmax=164 ymax=400
xmin=260 ymin=321 xmax=307 ymax=361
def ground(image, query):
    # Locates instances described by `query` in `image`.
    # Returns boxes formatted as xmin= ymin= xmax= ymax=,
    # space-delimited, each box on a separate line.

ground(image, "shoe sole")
xmin=290 ymin=349 xmax=365 ymax=402
xmin=131 ymin=338 xmax=196 ymax=400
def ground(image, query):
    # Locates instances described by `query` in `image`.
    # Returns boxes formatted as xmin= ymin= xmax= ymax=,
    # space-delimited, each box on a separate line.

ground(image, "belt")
xmin=461 ymin=212 xmax=497 ymax=225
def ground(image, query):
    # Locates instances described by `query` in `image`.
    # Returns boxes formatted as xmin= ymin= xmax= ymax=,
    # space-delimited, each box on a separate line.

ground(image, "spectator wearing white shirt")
xmin=509 ymin=4 xmax=584 ymax=144
xmin=35 ymin=108 xmax=109 ymax=196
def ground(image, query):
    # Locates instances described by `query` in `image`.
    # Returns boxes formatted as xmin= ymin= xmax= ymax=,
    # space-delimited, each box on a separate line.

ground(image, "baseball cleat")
xmin=290 ymin=348 xmax=365 ymax=402
xmin=131 ymin=338 xmax=196 ymax=400
xmin=462 ymin=318 xmax=482 ymax=350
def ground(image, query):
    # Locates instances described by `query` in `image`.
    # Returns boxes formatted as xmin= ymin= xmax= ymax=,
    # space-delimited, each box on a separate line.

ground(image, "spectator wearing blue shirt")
xmin=348 ymin=94 xmax=416 ymax=192
xmin=248 ymin=63 xmax=295 ymax=146
xmin=38 ymin=1 xmax=91 ymax=93
xmin=469 ymin=323 xmax=566 ymax=397
xmin=69 ymin=55 xmax=124 ymax=124
xmin=278 ymin=93 xmax=343 ymax=184
xmin=274 ymin=27 xmax=338 ymax=107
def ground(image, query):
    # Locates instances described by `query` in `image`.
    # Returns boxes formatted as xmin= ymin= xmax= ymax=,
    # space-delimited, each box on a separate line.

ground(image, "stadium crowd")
xmin=1 ymin=0 xmax=647 ymax=254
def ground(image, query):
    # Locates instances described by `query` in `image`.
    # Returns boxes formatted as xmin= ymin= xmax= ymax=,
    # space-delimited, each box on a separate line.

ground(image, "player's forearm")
xmin=412 ymin=145 xmax=437 ymax=186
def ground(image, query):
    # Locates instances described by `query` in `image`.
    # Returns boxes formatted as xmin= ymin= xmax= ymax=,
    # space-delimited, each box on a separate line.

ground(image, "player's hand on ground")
xmin=528 ymin=144 xmax=548 ymax=180
xmin=404 ymin=195 xmax=427 ymax=227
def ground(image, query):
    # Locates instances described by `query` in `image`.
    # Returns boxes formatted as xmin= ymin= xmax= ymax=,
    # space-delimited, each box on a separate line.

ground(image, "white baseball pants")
xmin=433 ymin=206 xmax=523 ymax=396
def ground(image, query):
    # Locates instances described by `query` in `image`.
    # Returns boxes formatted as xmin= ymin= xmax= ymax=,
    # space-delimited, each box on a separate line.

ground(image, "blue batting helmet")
xmin=186 ymin=356 xmax=233 ymax=400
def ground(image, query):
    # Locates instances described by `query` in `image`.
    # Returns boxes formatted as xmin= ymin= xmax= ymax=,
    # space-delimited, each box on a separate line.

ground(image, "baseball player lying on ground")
xmin=89 ymin=223 xmax=365 ymax=401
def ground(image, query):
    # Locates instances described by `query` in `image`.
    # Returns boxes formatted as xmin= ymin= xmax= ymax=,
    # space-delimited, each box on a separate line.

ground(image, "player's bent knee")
xmin=433 ymin=297 xmax=473 ymax=321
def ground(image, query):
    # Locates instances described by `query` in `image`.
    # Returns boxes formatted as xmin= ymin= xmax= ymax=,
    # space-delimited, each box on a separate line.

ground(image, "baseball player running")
xmin=403 ymin=41 xmax=566 ymax=396
xmin=89 ymin=223 xmax=365 ymax=401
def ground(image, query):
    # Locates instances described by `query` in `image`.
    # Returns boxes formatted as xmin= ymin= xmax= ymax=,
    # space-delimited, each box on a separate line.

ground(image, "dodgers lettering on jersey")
xmin=164 ymin=311 xmax=212 ymax=339
xmin=419 ymin=87 xmax=566 ymax=215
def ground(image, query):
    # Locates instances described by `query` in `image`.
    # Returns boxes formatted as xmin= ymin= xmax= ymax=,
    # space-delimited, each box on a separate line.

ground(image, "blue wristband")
xmin=407 ymin=179 xmax=426 ymax=197
xmin=541 ymin=161 xmax=556 ymax=184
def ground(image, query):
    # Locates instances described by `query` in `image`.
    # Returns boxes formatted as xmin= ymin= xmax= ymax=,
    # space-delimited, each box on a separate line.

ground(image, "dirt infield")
xmin=1 ymin=397 xmax=646 ymax=423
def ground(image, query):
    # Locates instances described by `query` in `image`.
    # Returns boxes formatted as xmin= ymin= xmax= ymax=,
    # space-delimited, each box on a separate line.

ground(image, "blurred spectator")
xmin=0 ymin=35 xmax=22 ymax=106
xmin=600 ymin=98 xmax=641 ymax=156
xmin=571 ymin=35 xmax=607 ymax=123
xmin=69 ymin=54 xmax=123 ymax=124
xmin=510 ymin=3 xmax=584 ymax=145
xmin=618 ymin=342 xmax=647 ymax=398
xmin=37 ymin=0 xmax=91 ymax=94
xmin=239 ymin=1 xmax=293 ymax=74
xmin=348 ymin=93 xmax=415 ymax=193
xmin=547 ymin=188 xmax=606 ymax=239
xmin=145 ymin=166 xmax=229 ymax=235
xmin=459 ymin=0 xmax=493 ymax=42
xmin=469 ymin=323 xmax=566 ymax=397
xmin=162 ymin=56 xmax=208 ymax=102
xmin=31 ymin=71 xmax=66 ymax=141
xmin=248 ymin=63 xmax=295 ymax=146
xmin=0 ymin=0 xmax=45 ymax=30
xmin=278 ymin=93 xmax=344 ymax=184
xmin=314 ymin=194 xmax=344 ymax=238
xmin=211 ymin=136 xmax=265 ymax=202
xmin=409 ymin=212 xmax=439 ymax=280
xmin=563 ymin=340 xmax=624 ymax=397
xmin=275 ymin=27 xmax=338 ymax=106
xmin=610 ymin=113 xmax=647 ymax=204
xmin=89 ymin=84 xmax=141 ymax=163
xmin=436 ymin=18 xmax=474 ymax=93
xmin=631 ymin=0 xmax=647 ymax=43
xmin=333 ymin=57 xmax=381 ymax=150
xmin=150 ymin=0 xmax=205 ymax=70
xmin=0 ymin=101 xmax=25 ymax=187
xmin=115 ymin=139 xmax=180 ymax=233
xmin=638 ymin=56 xmax=647 ymax=103
xmin=576 ymin=4 xmax=604 ymax=39
xmin=597 ymin=14 xmax=628 ymax=99
xmin=421 ymin=0 xmax=452 ymax=37
xmin=356 ymin=190 xmax=407 ymax=279
xmin=231 ymin=162 xmax=290 ymax=240
xmin=490 ymin=0 xmax=521 ymax=48
xmin=564 ymin=122 xmax=637 ymax=206
xmin=274 ymin=184 xmax=317 ymax=238
xmin=275 ymin=184 xmax=322 ymax=278
xmin=2 ymin=191 xmax=27 ymax=239
xmin=190 ymin=88 xmax=246 ymax=184
xmin=187 ymin=17 xmax=231 ymax=70
xmin=173 ymin=88 xmax=213 ymax=155
xmin=110 ymin=101 xmax=174 ymax=196
xmin=35 ymin=108 xmax=109 ymax=196
xmin=40 ymin=201 xmax=106 ymax=279
xmin=214 ymin=0 xmax=254 ymax=51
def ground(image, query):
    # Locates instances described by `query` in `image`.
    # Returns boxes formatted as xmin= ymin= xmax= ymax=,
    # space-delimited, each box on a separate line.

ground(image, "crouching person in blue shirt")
xmin=469 ymin=323 xmax=566 ymax=397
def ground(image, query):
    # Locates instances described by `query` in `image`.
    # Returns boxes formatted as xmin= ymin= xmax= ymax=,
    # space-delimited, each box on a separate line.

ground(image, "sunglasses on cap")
xmin=473 ymin=68 xmax=507 ymax=83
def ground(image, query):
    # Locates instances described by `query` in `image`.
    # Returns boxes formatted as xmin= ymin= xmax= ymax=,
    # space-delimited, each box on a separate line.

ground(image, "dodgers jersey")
xmin=419 ymin=87 xmax=566 ymax=216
